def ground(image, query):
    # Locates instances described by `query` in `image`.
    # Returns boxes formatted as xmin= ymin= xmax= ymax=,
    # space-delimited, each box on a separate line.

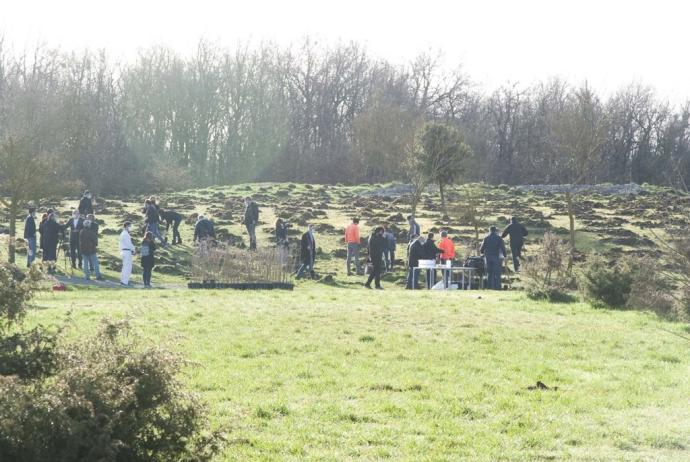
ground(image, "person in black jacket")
xmin=295 ymin=224 xmax=316 ymax=279
xmin=244 ymin=196 xmax=259 ymax=250
xmin=64 ymin=210 xmax=84 ymax=269
xmin=78 ymin=190 xmax=94 ymax=216
xmin=140 ymin=231 xmax=156 ymax=288
xmin=501 ymin=216 xmax=528 ymax=272
xmin=421 ymin=232 xmax=442 ymax=288
xmin=193 ymin=215 xmax=216 ymax=243
xmin=24 ymin=207 xmax=37 ymax=267
xmin=480 ymin=226 xmax=507 ymax=290
xmin=159 ymin=208 xmax=183 ymax=245
xmin=42 ymin=213 xmax=63 ymax=273
xmin=365 ymin=226 xmax=386 ymax=289
xmin=406 ymin=234 xmax=425 ymax=289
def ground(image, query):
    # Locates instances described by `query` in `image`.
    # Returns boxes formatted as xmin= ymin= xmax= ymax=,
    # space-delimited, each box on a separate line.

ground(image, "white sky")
xmin=1 ymin=0 xmax=689 ymax=102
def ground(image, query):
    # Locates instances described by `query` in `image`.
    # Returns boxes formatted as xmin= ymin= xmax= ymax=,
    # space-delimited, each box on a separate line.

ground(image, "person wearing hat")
xmin=78 ymin=190 xmax=94 ymax=216
xmin=24 ymin=206 xmax=37 ymax=267
xmin=119 ymin=221 xmax=135 ymax=286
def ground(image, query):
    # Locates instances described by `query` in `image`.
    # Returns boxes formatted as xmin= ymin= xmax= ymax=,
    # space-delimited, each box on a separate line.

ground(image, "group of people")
xmin=22 ymin=188 xmax=528 ymax=291
xmin=271 ymin=212 xmax=528 ymax=290
xmin=405 ymin=215 xmax=528 ymax=290
xmin=23 ymin=190 xmax=102 ymax=279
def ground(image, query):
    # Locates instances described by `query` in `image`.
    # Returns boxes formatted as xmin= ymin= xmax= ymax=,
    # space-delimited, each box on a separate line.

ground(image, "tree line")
xmin=1 ymin=38 xmax=690 ymax=197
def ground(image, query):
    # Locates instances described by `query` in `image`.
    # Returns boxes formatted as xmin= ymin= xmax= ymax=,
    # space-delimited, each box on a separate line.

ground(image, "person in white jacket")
xmin=119 ymin=221 xmax=135 ymax=286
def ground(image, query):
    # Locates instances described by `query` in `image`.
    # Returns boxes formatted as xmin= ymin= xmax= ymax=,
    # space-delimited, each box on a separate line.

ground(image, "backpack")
xmin=464 ymin=256 xmax=485 ymax=274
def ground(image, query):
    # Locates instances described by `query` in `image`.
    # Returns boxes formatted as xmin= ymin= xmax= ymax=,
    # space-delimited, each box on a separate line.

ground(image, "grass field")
xmin=29 ymin=285 xmax=690 ymax=461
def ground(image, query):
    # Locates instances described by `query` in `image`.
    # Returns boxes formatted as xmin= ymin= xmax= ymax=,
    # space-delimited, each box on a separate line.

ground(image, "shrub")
xmin=578 ymin=255 xmax=635 ymax=307
xmin=0 ymin=263 xmax=45 ymax=332
xmin=0 ymin=326 xmax=60 ymax=379
xmin=0 ymin=318 xmax=225 ymax=462
xmin=521 ymin=232 xmax=574 ymax=301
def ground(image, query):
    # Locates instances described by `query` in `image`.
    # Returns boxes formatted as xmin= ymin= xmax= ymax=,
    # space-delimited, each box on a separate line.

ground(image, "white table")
xmin=411 ymin=266 xmax=478 ymax=290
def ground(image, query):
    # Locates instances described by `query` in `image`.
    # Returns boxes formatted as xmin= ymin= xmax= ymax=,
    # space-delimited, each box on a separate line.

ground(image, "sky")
xmin=1 ymin=0 xmax=688 ymax=102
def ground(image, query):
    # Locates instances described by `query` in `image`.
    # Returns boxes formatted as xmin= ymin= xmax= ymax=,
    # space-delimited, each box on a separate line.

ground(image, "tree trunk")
xmin=439 ymin=181 xmax=446 ymax=214
xmin=566 ymin=191 xmax=576 ymax=251
xmin=8 ymin=196 xmax=17 ymax=264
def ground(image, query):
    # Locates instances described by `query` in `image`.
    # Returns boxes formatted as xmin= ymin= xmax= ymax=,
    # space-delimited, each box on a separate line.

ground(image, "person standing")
xmin=422 ymin=232 xmax=442 ymax=289
xmin=86 ymin=213 xmax=99 ymax=234
xmin=480 ymin=226 xmax=507 ymax=290
xmin=78 ymin=190 xmax=94 ymax=216
xmin=38 ymin=211 xmax=50 ymax=256
xmin=65 ymin=210 xmax=84 ymax=269
xmin=140 ymin=231 xmax=156 ymax=288
xmin=119 ymin=221 xmax=135 ymax=287
xmin=159 ymin=208 xmax=183 ymax=245
xmin=502 ymin=216 xmax=528 ymax=272
xmin=406 ymin=234 xmax=425 ymax=289
xmin=143 ymin=198 xmax=167 ymax=247
xmin=275 ymin=218 xmax=290 ymax=265
xmin=407 ymin=215 xmax=421 ymax=243
xmin=244 ymin=196 xmax=259 ymax=250
xmin=438 ymin=230 xmax=456 ymax=287
xmin=383 ymin=226 xmax=397 ymax=271
xmin=295 ymin=224 xmax=316 ymax=279
xmin=344 ymin=217 xmax=361 ymax=276
xmin=79 ymin=220 xmax=103 ymax=281
xmin=24 ymin=207 xmax=37 ymax=267
xmin=365 ymin=226 xmax=386 ymax=290
xmin=42 ymin=213 xmax=62 ymax=274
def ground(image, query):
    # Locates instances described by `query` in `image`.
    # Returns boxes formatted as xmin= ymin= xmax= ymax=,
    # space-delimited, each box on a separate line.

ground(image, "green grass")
xmin=29 ymin=285 xmax=690 ymax=461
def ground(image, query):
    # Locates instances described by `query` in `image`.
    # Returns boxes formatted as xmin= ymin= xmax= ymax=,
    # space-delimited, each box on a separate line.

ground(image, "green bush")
xmin=578 ymin=255 xmax=635 ymax=308
xmin=0 ymin=267 xmax=224 ymax=461
xmin=522 ymin=232 xmax=575 ymax=302
xmin=0 ymin=319 xmax=224 ymax=462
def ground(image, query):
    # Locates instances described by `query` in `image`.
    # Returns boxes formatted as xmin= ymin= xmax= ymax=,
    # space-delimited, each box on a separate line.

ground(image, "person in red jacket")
xmin=438 ymin=230 xmax=457 ymax=288
xmin=344 ymin=217 xmax=361 ymax=275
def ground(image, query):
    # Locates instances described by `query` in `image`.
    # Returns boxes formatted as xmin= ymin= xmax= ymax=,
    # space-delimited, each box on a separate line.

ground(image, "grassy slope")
xmin=1 ymin=182 xmax=680 ymax=287
xmin=31 ymin=286 xmax=690 ymax=461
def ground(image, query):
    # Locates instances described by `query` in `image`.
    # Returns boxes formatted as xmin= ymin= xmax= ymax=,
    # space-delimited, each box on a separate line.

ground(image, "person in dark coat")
xmin=406 ymin=234 xmax=425 ymax=289
xmin=86 ymin=214 xmax=100 ymax=235
xmin=38 ymin=211 xmax=51 ymax=253
xmin=64 ymin=210 xmax=84 ymax=269
xmin=159 ymin=208 xmax=183 ymax=245
xmin=78 ymin=190 xmax=94 ymax=216
xmin=365 ymin=226 xmax=386 ymax=289
xmin=244 ymin=196 xmax=259 ymax=250
xmin=79 ymin=220 xmax=103 ymax=281
xmin=480 ymin=226 xmax=507 ymax=290
xmin=143 ymin=198 xmax=168 ymax=247
xmin=383 ymin=226 xmax=396 ymax=271
xmin=42 ymin=213 xmax=63 ymax=273
xmin=422 ymin=232 xmax=442 ymax=288
xmin=24 ymin=207 xmax=37 ymax=267
xmin=193 ymin=216 xmax=216 ymax=243
xmin=140 ymin=231 xmax=156 ymax=288
xmin=501 ymin=216 xmax=528 ymax=272
xmin=295 ymin=224 xmax=316 ymax=279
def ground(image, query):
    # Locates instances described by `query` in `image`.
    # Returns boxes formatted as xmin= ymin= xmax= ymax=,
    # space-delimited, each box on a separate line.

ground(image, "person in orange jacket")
xmin=344 ymin=217 xmax=361 ymax=275
xmin=438 ymin=230 xmax=457 ymax=287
